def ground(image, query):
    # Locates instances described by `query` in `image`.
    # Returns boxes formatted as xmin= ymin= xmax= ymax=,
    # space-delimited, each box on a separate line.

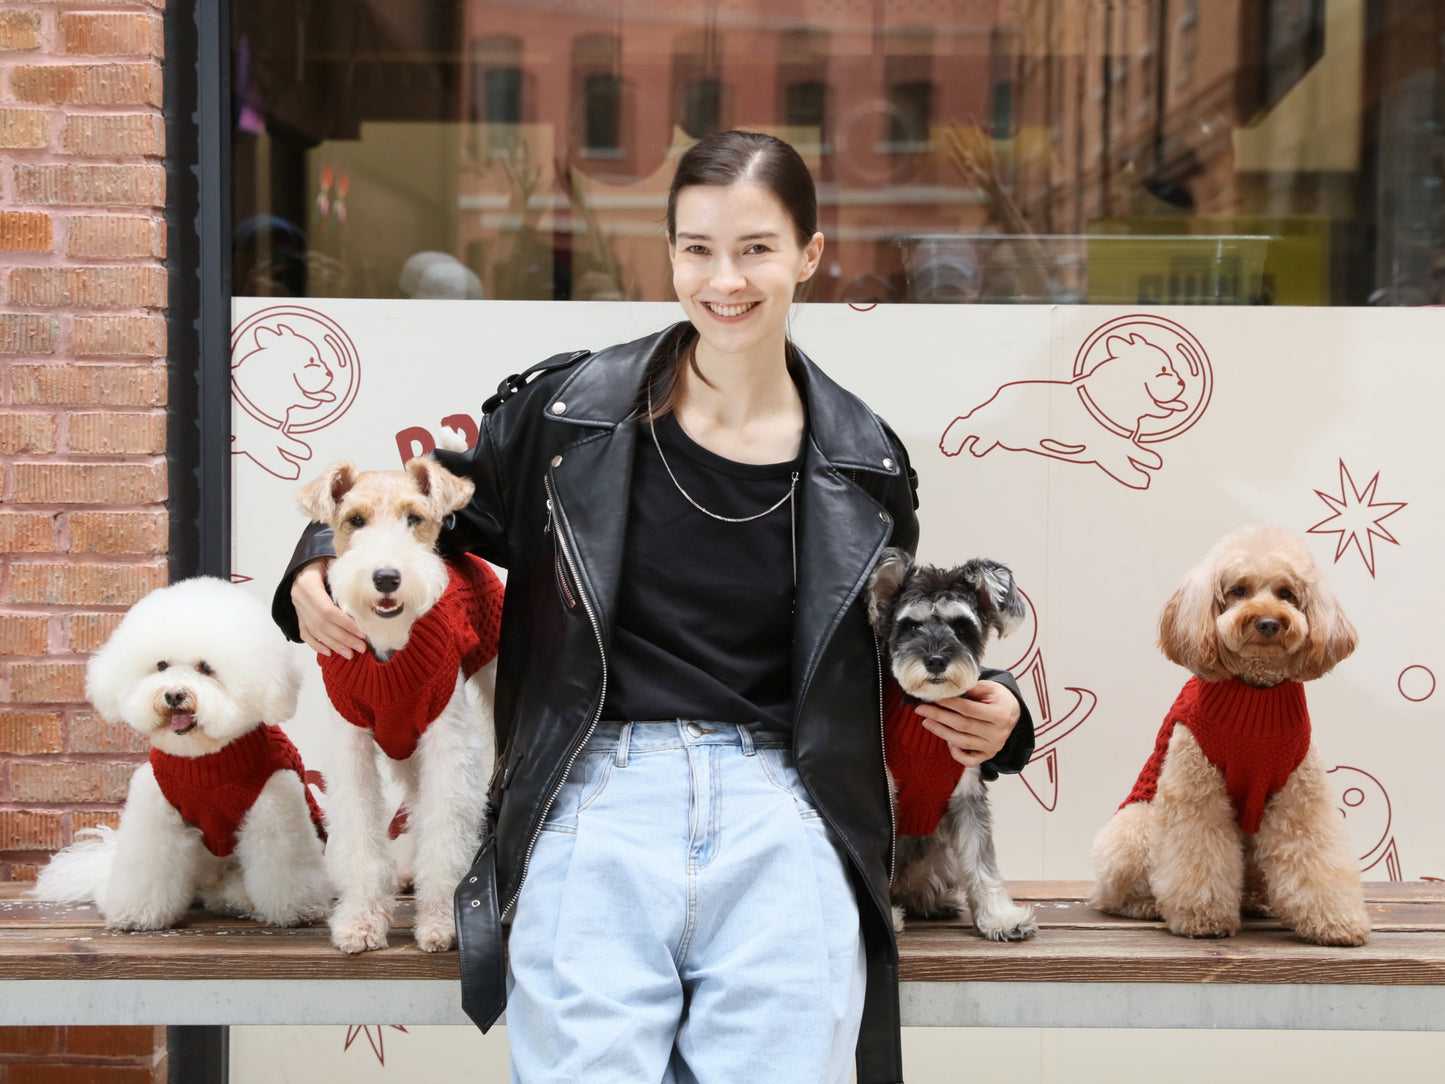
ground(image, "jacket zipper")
xmin=544 ymin=498 xmax=577 ymax=609
xmin=876 ymin=638 xmax=896 ymax=886
xmin=504 ymin=475 xmax=608 ymax=919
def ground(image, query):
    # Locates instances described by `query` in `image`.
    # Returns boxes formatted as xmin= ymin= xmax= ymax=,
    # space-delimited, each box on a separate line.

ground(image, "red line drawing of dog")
xmin=232 ymin=322 xmax=339 ymax=480
xmin=940 ymin=331 xmax=1189 ymax=489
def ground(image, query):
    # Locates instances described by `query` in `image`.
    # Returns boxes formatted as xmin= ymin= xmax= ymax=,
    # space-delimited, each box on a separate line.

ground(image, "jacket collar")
xmin=544 ymin=322 xmax=901 ymax=479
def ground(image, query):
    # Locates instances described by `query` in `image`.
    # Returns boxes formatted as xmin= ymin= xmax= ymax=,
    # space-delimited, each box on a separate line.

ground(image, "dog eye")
xmin=406 ymin=513 xmax=421 ymax=528
xmin=1228 ymin=585 xmax=1249 ymax=598
xmin=1277 ymin=588 xmax=1296 ymax=603
xmin=156 ymin=661 xmax=168 ymax=672
xmin=950 ymin=620 xmax=974 ymax=638
xmin=198 ymin=661 xmax=215 ymax=676
xmin=347 ymin=513 xmax=366 ymax=529
xmin=895 ymin=618 xmax=919 ymax=634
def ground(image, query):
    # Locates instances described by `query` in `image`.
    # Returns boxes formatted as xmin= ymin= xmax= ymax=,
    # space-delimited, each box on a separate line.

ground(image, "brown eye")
xmin=347 ymin=513 xmax=366 ymax=528
xmin=157 ymin=661 xmax=168 ymax=671
xmin=1229 ymin=585 xmax=1249 ymax=598
xmin=198 ymin=661 xmax=215 ymax=676
xmin=406 ymin=513 xmax=421 ymax=528
xmin=1277 ymin=588 xmax=1296 ymax=603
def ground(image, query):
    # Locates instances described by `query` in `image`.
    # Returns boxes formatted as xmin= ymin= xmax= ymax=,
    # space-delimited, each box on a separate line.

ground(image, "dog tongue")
xmin=170 ymin=712 xmax=196 ymax=733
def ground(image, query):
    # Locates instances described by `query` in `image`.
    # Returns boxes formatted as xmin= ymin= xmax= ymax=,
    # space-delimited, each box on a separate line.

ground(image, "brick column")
xmin=1 ymin=2 xmax=174 ymax=1076
xmin=1 ymin=1 xmax=168 ymax=878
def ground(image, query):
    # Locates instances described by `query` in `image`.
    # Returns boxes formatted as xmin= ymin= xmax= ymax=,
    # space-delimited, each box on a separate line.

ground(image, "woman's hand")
xmin=292 ymin=558 xmax=367 ymax=659
xmin=912 ymin=680 xmax=1021 ymax=767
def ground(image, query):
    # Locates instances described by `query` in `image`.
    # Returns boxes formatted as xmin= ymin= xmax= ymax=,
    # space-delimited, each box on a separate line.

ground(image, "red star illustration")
xmin=344 ymin=1025 xmax=408 ymax=1066
xmin=1307 ymin=460 xmax=1405 ymax=578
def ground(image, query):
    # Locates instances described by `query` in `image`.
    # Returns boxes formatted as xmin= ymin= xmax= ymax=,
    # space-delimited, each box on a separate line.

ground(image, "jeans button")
xmin=686 ymin=722 xmax=704 ymax=738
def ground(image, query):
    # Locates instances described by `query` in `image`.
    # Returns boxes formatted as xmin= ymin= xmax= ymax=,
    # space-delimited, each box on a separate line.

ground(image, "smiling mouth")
xmin=372 ymin=598 xmax=405 ymax=619
xmin=703 ymin=301 xmax=759 ymax=319
xmin=167 ymin=711 xmax=198 ymax=735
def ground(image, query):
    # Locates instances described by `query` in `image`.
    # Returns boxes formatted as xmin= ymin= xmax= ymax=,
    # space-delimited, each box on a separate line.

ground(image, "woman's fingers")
xmin=292 ymin=559 xmax=366 ymax=658
xmin=912 ymin=680 xmax=1020 ymax=766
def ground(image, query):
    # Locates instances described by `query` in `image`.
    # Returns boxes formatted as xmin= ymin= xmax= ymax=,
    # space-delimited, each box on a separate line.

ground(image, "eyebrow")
xmin=675 ymin=231 xmax=782 ymax=242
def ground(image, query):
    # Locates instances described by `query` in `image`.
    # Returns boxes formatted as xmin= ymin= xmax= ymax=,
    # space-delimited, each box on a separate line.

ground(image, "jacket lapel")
xmin=790 ymin=438 xmax=894 ymax=722
xmin=546 ymin=421 xmax=636 ymax=637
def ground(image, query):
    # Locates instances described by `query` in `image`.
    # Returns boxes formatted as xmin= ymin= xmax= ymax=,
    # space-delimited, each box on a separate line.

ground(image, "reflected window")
xmin=884 ymin=28 xmax=934 ymax=152
xmin=573 ymin=34 xmax=624 ymax=157
xmin=468 ymin=35 xmax=527 ymax=155
xmin=778 ymin=27 xmax=829 ymax=148
xmin=673 ymin=29 xmax=724 ymax=139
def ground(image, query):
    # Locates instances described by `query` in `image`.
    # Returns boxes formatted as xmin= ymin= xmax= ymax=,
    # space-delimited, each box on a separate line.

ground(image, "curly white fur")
xmin=33 ymin=577 xmax=329 ymax=930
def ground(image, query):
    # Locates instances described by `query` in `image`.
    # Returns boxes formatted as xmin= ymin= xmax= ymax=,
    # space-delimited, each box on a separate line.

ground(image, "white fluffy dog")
xmin=34 ymin=577 xmax=329 ymax=930
xmin=298 ymin=457 xmax=501 ymax=954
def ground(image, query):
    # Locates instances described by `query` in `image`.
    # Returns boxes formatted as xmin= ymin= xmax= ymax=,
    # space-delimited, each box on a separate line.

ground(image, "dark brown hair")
xmin=649 ymin=131 xmax=818 ymax=417
xmin=665 ymin=129 xmax=818 ymax=247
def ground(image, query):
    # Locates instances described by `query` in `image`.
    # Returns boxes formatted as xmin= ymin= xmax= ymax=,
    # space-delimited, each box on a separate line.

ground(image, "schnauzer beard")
xmin=329 ymin=520 xmax=450 ymax=658
xmin=892 ymin=650 xmax=982 ymax=703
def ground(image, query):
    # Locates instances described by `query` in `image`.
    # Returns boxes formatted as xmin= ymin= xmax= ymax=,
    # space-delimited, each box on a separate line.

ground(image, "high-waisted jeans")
xmin=505 ymin=720 xmax=867 ymax=1084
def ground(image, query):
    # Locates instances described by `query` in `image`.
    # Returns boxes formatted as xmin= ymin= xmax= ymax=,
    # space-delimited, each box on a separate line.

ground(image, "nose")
xmin=164 ymin=688 xmax=188 ymax=708
xmin=709 ymin=255 xmax=745 ymax=293
xmin=924 ymin=652 xmax=949 ymax=675
xmin=1255 ymin=617 xmax=1281 ymax=638
xmin=373 ymin=568 xmax=401 ymax=594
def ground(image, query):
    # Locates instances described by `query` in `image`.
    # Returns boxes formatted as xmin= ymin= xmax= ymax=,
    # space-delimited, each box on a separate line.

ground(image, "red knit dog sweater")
xmin=883 ymin=677 xmax=967 ymax=837
xmin=1121 ymin=676 xmax=1311 ymax=834
xmin=318 ymin=555 xmax=504 ymax=761
xmin=150 ymin=724 xmax=325 ymax=858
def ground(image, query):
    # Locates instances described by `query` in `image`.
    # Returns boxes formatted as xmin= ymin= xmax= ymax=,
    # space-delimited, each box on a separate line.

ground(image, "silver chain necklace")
xmin=646 ymin=384 xmax=800 ymax=586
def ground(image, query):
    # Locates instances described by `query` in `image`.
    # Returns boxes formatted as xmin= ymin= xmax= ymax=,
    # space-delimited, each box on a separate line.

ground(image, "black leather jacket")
xmin=274 ymin=324 xmax=1034 ymax=1084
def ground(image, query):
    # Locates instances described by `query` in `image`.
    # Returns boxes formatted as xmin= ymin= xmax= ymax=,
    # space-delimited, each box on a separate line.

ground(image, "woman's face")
xmin=669 ymin=181 xmax=823 ymax=362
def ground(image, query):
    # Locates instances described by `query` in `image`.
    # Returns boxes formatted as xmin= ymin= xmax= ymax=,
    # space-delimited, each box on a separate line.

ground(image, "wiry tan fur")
xmin=1089 ymin=525 xmax=1370 ymax=946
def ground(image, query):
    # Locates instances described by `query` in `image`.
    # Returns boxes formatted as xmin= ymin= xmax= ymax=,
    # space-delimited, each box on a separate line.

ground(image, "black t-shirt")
xmin=601 ymin=411 xmax=805 ymax=730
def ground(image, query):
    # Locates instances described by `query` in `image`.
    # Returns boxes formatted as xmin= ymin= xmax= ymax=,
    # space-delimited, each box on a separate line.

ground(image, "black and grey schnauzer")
xmin=867 ymin=547 xmax=1037 ymax=941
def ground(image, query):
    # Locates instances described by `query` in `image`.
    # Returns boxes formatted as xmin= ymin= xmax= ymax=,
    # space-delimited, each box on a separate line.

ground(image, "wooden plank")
xmin=3 ymin=884 xmax=1444 ymax=988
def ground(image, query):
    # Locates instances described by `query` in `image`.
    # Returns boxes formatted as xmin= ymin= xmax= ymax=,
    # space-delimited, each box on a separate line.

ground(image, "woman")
xmin=277 ymin=130 xmax=1033 ymax=1084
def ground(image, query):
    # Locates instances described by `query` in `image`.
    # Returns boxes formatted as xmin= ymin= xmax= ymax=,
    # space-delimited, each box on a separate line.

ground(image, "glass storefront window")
xmin=231 ymin=0 xmax=1445 ymax=306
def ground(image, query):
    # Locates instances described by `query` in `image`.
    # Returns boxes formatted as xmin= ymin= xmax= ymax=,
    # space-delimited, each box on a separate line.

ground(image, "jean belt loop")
xmin=616 ymin=721 xmax=633 ymax=768
xmin=738 ymin=724 xmax=755 ymax=757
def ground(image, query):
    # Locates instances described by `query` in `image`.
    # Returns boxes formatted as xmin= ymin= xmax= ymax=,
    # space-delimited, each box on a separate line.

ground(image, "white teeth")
xmin=707 ymin=301 xmax=756 ymax=318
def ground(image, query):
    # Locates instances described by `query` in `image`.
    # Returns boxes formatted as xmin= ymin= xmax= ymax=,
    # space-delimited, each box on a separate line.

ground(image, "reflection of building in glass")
xmin=231 ymin=0 xmax=1445 ymax=306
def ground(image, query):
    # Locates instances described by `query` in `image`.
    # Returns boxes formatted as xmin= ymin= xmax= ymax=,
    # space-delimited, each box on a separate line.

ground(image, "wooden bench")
xmin=2 ymin=882 xmax=1442 ymax=1032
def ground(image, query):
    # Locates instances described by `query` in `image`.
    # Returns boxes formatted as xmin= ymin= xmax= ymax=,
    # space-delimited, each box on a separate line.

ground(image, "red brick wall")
xmin=1 ymin=2 xmax=173 ymax=1074
xmin=0 ymin=0 xmax=167 ymax=884
xmin=0 ymin=1026 xmax=167 ymax=1082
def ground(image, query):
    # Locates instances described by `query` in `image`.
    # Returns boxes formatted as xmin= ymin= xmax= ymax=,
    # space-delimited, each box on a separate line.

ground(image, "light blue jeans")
xmin=506 ymin=720 xmax=867 ymax=1084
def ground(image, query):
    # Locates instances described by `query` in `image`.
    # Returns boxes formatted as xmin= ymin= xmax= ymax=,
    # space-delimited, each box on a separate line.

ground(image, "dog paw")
xmin=1294 ymin=912 xmax=1371 ymax=947
xmin=1089 ymin=893 xmax=1161 ymax=921
xmin=329 ymin=904 xmax=391 ymax=953
xmin=891 ymin=904 xmax=906 ymax=935
xmin=413 ymin=899 xmax=455 ymax=952
xmin=975 ymin=904 xmax=1038 ymax=942
xmin=1163 ymin=910 xmax=1240 ymax=939
xmin=254 ymin=898 xmax=329 ymax=928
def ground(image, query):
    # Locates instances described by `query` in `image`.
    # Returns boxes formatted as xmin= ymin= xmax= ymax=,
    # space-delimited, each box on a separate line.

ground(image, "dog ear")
xmin=866 ymin=548 xmax=912 ymax=634
xmin=406 ymin=456 xmax=476 ymax=518
xmin=1295 ymin=575 xmax=1358 ymax=681
xmin=1157 ymin=556 xmax=1228 ymax=680
xmin=296 ymin=461 xmax=358 ymax=522
xmin=961 ymin=558 xmax=1026 ymax=638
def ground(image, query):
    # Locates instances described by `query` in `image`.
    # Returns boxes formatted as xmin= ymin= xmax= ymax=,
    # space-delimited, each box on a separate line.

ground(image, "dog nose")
xmin=1256 ymin=617 xmax=1281 ymax=638
xmin=164 ymin=688 xmax=188 ymax=708
xmin=373 ymin=568 xmax=401 ymax=594
xmin=924 ymin=653 xmax=949 ymax=675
